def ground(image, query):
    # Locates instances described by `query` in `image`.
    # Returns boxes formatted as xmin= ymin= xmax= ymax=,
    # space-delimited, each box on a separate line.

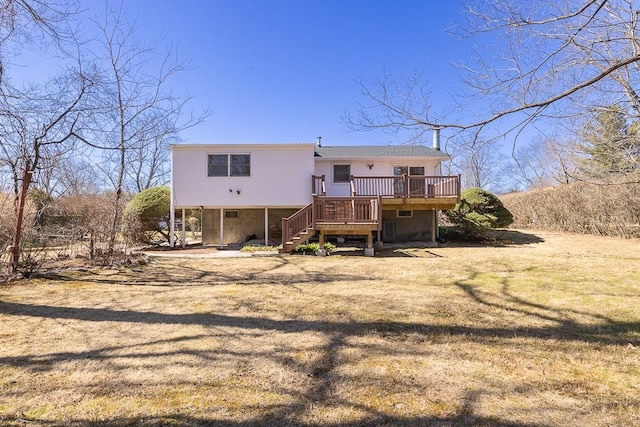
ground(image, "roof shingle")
xmin=314 ymin=145 xmax=448 ymax=159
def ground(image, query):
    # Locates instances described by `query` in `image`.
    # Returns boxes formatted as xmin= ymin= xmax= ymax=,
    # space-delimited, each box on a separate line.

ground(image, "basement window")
xmin=397 ymin=210 xmax=413 ymax=218
xmin=225 ymin=210 xmax=239 ymax=219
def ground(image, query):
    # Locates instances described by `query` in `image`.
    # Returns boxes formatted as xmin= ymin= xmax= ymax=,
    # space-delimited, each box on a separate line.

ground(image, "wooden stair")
xmin=279 ymin=203 xmax=315 ymax=254
xmin=281 ymin=228 xmax=316 ymax=254
xmin=279 ymin=195 xmax=382 ymax=254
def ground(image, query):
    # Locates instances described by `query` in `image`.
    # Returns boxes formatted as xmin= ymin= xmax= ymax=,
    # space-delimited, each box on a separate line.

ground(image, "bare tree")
xmin=0 ymin=0 xmax=95 ymax=273
xmin=347 ymin=1 xmax=640 ymax=181
xmin=0 ymin=67 xmax=94 ymax=272
xmin=506 ymin=138 xmax=580 ymax=190
xmin=36 ymin=155 xmax=99 ymax=197
xmin=90 ymin=5 xmax=203 ymax=255
xmin=454 ymin=142 xmax=509 ymax=191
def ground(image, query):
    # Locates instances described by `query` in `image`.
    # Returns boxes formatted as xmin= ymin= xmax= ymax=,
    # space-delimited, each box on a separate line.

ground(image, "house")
xmin=170 ymin=135 xmax=460 ymax=255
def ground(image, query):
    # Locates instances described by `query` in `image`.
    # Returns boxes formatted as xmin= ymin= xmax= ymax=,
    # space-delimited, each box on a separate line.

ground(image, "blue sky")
xmin=13 ymin=1 xmax=473 ymax=146
xmin=101 ymin=0 xmax=471 ymax=145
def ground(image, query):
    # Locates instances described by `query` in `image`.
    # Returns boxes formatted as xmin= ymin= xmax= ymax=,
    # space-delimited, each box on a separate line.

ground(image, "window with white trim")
xmin=333 ymin=164 xmax=350 ymax=183
xmin=397 ymin=210 xmax=413 ymax=218
xmin=207 ymin=154 xmax=251 ymax=177
xmin=393 ymin=166 xmax=425 ymax=176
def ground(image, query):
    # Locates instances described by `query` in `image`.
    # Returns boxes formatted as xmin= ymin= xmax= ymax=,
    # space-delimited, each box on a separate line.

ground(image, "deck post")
xmin=219 ymin=208 xmax=224 ymax=249
xmin=364 ymin=232 xmax=374 ymax=256
xmin=431 ymin=209 xmax=437 ymax=244
xmin=403 ymin=174 xmax=409 ymax=203
xmin=317 ymin=232 xmax=327 ymax=256
xmin=181 ymin=208 xmax=186 ymax=248
xmin=169 ymin=202 xmax=175 ymax=248
xmin=264 ymin=207 xmax=269 ymax=246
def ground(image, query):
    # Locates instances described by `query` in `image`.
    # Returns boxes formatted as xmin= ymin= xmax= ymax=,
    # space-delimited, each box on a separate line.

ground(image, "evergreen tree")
xmin=444 ymin=188 xmax=513 ymax=238
xmin=121 ymin=186 xmax=171 ymax=245
xmin=582 ymin=107 xmax=640 ymax=178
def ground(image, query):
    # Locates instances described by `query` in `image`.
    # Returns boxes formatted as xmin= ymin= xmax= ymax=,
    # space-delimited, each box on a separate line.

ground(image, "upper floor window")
xmin=393 ymin=166 xmax=425 ymax=176
xmin=208 ymin=154 xmax=251 ymax=177
xmin=333 ymin=164 xmax=350 ymax=183
xmin=230 ymin=154 xmax=250 ymax=176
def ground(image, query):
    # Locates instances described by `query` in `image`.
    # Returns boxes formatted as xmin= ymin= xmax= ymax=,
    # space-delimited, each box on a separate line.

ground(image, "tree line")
xmin=0 ymin=1 xmax=203 ymax=274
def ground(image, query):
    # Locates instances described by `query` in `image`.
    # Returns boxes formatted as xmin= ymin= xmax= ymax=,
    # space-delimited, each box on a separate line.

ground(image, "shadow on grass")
xmin=0 ymin=412 xmax=549 ymax=426
xmin=2 ymin=264 xmax=637 ymax=426
xmin=2 ymin=256 xmax=638 ymax=426
xmin=1 ymin=298 xmax=638 ymax=349
xmin=327 ymin=229 xmax=544 ymax=256
xmin=439 ymin=228 xmax=545 ymax=247
xmin=34 ymin=256 xmax=375 ymax=287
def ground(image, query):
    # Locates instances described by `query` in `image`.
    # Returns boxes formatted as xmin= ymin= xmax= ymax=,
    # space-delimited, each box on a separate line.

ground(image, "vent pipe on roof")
xmin=432 ymin=126 xmax=441 ymax=151
xmin=317 ymin=136 xmax=322 ymax=147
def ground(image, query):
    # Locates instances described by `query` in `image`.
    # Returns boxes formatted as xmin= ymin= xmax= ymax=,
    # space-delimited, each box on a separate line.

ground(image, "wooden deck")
xmin=280 ymin=174 xmax=461 ymax=254
xmin=351 ymin=175 xmax=460 ymax=209
xmin=281 ymin=196 xmax=381 ymax=253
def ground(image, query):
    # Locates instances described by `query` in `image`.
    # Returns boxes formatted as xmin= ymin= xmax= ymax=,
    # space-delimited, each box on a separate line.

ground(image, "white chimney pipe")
xmin=432 ymin=127 xmax=441 ymax=151
xmin=317 ymin=136 xmax=322 ymax=147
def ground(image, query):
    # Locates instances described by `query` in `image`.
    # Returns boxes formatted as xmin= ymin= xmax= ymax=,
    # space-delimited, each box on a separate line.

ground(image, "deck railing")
xmin=281 ymin=202 xmax=313 ymax=246
xmin=313 ymin=196 xmax=381 ymax=228
xmin=312 ymin=175 xmax=326 ymax=196
xmin=351 ymin=175 xmax=461 ymax=202
xmin=281 ymin=196 xmax=382 ymax=246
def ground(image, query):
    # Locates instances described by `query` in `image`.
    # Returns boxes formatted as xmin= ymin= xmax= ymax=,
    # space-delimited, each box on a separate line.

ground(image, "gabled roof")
xmin=314 ymin=145 xmax=448 ymax=159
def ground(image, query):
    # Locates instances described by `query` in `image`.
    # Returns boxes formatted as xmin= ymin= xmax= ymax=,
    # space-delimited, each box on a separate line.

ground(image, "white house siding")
xmin=171 ymin=143 xmax=316 ymax=208
xmin=314 ymin=158 xmax=442 ymax=197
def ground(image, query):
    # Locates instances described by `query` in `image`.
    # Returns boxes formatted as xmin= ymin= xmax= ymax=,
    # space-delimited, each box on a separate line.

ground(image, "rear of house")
xmin=170 ymin=143 xmax=315 ymax=246
xmin=170 ymin=141 xmax=460 ymax=254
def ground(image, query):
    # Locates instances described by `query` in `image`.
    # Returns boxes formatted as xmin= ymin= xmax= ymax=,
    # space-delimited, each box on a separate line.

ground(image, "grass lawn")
xmin=1 ymin=230 xmax=639 ymax=426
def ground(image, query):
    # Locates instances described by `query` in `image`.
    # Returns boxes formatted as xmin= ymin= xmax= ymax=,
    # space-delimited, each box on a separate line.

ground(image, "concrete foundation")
xmin=381 ymin=209 xmax=436 ymax=243
xmin=202 ymin=207 xmax=298 ymax=245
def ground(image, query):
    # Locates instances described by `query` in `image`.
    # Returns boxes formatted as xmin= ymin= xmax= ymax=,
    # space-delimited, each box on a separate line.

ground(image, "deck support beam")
xmin=264 ymin=208 xmax=269 ymax=246
xmin=169 ymin=202 xmax=175 ymax=248
xmin=364 ymin=232 xmax=374 ymax=256
xmin=431 ymin=209 xmax=437 ymax=244
xmin=181 ymin=208 xmax=186 ymax=248
xmin=317 ymin=232 xmax=327 ymax=256
xmin=219 ymin=208 xmax=224 ymax=249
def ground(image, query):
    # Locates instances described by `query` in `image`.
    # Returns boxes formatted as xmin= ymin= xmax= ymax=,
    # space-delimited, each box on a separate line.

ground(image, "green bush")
xmin=291 ymin=242 xmax=336 ymax=255
xmin=444 ymin=188 xmax=513 ymax=238
xmin=121 ymin=186 xmax=171 ymax=244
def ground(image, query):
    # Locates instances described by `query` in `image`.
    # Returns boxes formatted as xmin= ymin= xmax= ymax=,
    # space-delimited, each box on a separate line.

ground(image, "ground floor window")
xmin=225 ymin=210 xmax=239 ymax=218
xmin=397 ymin=210 xmax=413 ymax=218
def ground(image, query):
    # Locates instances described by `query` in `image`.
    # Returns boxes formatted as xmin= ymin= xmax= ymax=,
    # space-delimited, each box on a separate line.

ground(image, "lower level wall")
xmin=202 ymin=208 xmax=299 ymax=245
xmin=201 ymin=207 xmax=436 ymax=245
xmin=381 ymin=209 xmax=435 ymax=242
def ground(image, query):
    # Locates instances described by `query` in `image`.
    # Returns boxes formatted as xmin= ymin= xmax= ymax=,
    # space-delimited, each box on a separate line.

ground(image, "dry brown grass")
xmin=1 ymin=230 xmax=639 ymax=426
